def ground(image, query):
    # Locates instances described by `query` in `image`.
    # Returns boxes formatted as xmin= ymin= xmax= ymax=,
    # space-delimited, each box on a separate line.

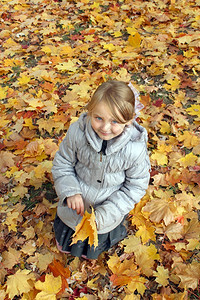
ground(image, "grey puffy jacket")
xmin=52 ymin=113 xmax=151 ymax=234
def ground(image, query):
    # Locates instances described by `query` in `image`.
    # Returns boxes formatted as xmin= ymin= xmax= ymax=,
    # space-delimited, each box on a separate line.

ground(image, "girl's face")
xmin=90 ymin=101 xmax=132 ymax=140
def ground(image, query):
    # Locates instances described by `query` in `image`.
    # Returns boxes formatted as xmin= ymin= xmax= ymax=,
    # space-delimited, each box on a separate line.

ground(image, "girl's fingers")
xmin=67 ymin=199 xmax=72 ymax=209
xmin=80 ymin=204 xmax=84 ymax=216
xmin=76 ymin=204 xmax=80 ymax=214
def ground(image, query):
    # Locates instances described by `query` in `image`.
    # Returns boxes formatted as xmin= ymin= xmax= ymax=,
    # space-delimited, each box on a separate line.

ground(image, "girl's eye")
xmin=96 ymin=117 xmax=102 ymax=121
xmin=112 ymin=120 xmax=118 ymax=124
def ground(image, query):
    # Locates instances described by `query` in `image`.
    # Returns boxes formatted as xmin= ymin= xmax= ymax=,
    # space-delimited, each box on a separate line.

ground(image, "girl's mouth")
xmin=100 ymin=131 xmax=110 ymax=135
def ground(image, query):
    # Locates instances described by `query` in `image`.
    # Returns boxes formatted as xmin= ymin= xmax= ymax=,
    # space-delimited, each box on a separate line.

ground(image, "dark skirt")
xmin=54 ymin=214 xmax=127 ymax=259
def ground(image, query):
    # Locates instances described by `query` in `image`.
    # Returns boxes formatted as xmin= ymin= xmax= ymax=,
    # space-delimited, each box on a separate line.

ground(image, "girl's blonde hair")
xmin=86 ymin=80 xmax=135 ymax=124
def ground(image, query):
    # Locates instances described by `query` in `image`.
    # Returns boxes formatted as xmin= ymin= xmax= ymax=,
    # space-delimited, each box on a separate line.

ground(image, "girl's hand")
xmin=66 ymin=194 xmax=84 ymax=216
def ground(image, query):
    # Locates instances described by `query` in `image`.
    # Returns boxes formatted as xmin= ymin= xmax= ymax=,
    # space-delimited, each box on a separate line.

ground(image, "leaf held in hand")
xmin=71 ymin=207 xmax=98 ymax=248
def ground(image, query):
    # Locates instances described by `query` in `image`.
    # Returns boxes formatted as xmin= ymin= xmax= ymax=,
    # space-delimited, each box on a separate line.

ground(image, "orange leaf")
xmin=49 ymin=259 xmax=70 ymax=279
xmin=49 ymin=259 xmax=70 ymax=292
xmin=71 ymin=207 xmax=98 ymax=248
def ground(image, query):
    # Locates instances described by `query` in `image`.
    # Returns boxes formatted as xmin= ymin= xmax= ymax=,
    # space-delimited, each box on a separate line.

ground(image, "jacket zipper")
xmin=100 ymin=151 xmax=103 ymax=162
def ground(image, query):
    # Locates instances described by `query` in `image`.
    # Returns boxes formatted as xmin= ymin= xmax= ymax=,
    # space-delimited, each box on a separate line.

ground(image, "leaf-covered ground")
xmin=0 ymin=0 xmax=200 ymax=299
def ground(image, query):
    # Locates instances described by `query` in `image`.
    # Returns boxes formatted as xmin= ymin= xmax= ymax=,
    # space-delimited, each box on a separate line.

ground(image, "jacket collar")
xmin=78 ymin=113 xmax=147 ymax=155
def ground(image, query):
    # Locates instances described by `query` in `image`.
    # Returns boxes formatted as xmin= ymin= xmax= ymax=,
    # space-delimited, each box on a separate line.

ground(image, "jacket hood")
xmin=77 ymin=113 xmax=148 ymax=155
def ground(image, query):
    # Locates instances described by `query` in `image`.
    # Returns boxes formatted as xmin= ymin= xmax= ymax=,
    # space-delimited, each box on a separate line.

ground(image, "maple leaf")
xmin=153 ymin=266 xmax=169 ymax=287
xmin=178 ymin=131 xmax=199 ymax=149
xmin=183 ymin=218 xmax=200 ymax=240
xmin=49 ymin=259 xmax=71 ymax=292
xmin=164 ymin=77 xmax=180 ymax=91
xmin=6 ymin=269 xmax=35 ymax=299
xmin=151 ymin=150 xmax=168 ymax=165
xmin=159 ymin=121 xmax=171 ymax=134
xmin=35 ymin=274 xmax=62 ymax=300
xmin=178 ymin=152 xmax=198 ymax=168
xmin=127 ymin=276 xmax=147 ymax=296
xmin=18 ymin=74 xmax=31 ymax=85
xmin=0 ymin=86 xmax=8 ymax=99
xmin=55 ymin=61 xmax=77 ymax=73
xmin=135 ymin=225 xmax=156 ymax=243
xmin=2 ymin=247 xmax=21 ymax=269
xmin=21 ymin=240 xmax=36 ymax=256
xmin=23 ymin=226 xmax=35 ymax=240
xmin=143 ymin=198 xmax=175 ymax=226
xmin=0 ymin=151 xmax=15 ymax=172
xmin=121 ymin=235 xmax=142 ymax=254
xmin=108 ymin=254 xmax=141 ymax=290
xmin=173 ymin=261 xmax=200 ymax=290
xmin=186 ymin=104 xmax=200 ymax=120
xmin=71 ymin=207 xmax=98 ymax=248
xmin=128 ymin=32 xmax=141 ymax=48
xmin=161 ymin=222 xmax=183 ymax=241
xmin=3 ymin=211 xmax=19 ymax=232
xmin=135 ymin=245 xmax=155 ymax=277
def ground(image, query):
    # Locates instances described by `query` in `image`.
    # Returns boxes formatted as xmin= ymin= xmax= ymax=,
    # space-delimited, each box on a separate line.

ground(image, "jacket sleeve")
xmin=95 ymin=145 xmax=151 ymax=233
xmin=51 ymin=123 xmax=82 ymax=203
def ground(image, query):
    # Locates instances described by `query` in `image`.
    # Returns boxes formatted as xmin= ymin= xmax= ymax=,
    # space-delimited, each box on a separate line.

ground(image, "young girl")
xmin=52 ymin=80 xmax=151 ymax=259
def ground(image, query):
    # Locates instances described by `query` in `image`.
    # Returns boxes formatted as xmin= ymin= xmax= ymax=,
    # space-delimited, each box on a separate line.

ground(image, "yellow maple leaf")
xmin=164 ymin=222 xmax=183 ymax=241
xmin=35 ymin=274 xmax=62 ymax=300
xmin=135 ymin=225 xmax=156 ymax=243
xmin=3 ymin=211 xmax=19 ymax=232
xmin=126 ymin=26 xmax=137 ymax=35
xmin=178 ymin=152 xmax=198 ymax=167
xmin=6 ymin=269 xmax=35 ymax=299
xmin=178 ymin=131 xmax=199 ymax=148
xmin=18 ymin=75 xmax=31 ymax=85
xmin=24 ymin=117 xmax=37 ymax=130
xmin=146 ymin=244 xmax=160 ymax=261
xmin=0 ymin=86 xmax=8 ymax=100
xmin=153 ymin=266 xmax=169 ymax=286
xmin=143 ymin=198 xmax=175 ymax=226
xmin=186 ymin=104 xmax=200 ymax=120
xmin=135 ymin=245 xmax=155 ymax=276
xmin=59 ymin=45 xmax=74 ymax=56
xmin=21 ymin=240 xmax=36 ymax=255
xmin=2 ymin=247 xmax=21 ymax=269
xmin=127 ymin=276 xmax=147 ymax=295
xmin=121 ymin=235 xmax=142 ymax=254
xmin=107 ymin=253 xmax=121 ymax=273
xmin=151 ymin=150 xmax=168 ymax=165
xmin=23 ymin=226 xmax=35 ymax=240
xmin=103 ymin=43 xmax=116 ymax=51
xmin=186 ymin=239 xmax=200 ymax=251
xmin=115 ymin=68 xmax=132 ymax=82
xmin=113 ymin=31 xmax=122 ymax=37
xmin=55 ymin=61 xmax=77 ymax=73
xmin=71 ymin=207 xmax=98 ymax=248
xmin=36 ymin=252 xmax=54 ymax=272
xmin=128 ymin=32 xmax=141 ymax=48
xmin=159 ymin=121 xmax=171 ymax=134
xmin=34 ymin=161 xmax=52 ymax=178
xmin=12 ymin=185 xmax=28 ymax=198
xmin=41 ymin=45 xmax=53 ymax=55
xmin=164 ymin=77 xmax=180 ymax=91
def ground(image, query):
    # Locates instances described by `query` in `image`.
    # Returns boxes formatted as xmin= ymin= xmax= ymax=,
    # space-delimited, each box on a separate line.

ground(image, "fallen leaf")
xmin=6 ymin=269 xmax=35 ymax=299
xmin=35 ymin=274 xmax=62 ymax=300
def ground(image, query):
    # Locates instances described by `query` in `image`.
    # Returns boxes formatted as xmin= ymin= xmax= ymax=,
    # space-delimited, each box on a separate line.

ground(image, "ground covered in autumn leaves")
xmin=0 ymin=0 xmax=200 ymax=299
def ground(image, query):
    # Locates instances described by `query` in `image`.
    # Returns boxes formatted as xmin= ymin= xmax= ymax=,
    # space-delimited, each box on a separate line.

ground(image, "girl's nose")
xmin=101 ymin=122 xmax=110 ymax=131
